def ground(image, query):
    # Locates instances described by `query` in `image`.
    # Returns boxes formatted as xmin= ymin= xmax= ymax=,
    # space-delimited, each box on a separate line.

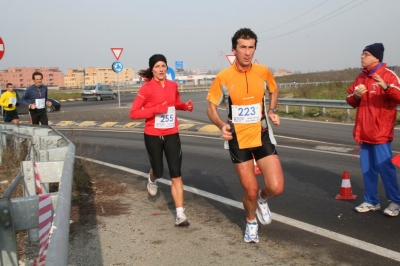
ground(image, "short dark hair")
xmin=232 ymin=28 xmax=258 ymax=50
xmin=32 ymin=71 xmax=43 ymax=80
xmin=6 ymin=83 xmax=13 ymax=87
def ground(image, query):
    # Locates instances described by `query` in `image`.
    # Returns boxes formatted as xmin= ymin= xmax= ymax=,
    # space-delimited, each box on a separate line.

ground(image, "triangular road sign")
xmin=254 ymin=59 xmax=260 ymax=64
xmin=111 ymin=48 xmax=123 ymax=60
xmin=226 ymin=54 xmax=236 ymax=65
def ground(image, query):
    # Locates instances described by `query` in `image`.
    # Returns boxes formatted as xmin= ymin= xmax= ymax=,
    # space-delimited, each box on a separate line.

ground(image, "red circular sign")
xmin=0 ymin=37 xmax=4 ymax=60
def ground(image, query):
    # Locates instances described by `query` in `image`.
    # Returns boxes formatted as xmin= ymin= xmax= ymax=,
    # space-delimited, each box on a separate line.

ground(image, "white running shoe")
xmin=383 ymin=202 xmax=400 ymax=217
xmin=256 ymin=199 xmax=272 ymax=225
xmin=244 ymin=221 xmax=259 ymax=243
xmin=354 ymin=202 xmax=380 ymax=213
xmin=147 ymin=174 xmax=158 ymax=196
xmin=175 ymin=209 xmax=190 ymax=226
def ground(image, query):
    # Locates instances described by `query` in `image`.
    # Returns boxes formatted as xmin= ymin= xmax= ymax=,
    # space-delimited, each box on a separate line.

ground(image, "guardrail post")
xmin=0 ymin=198 xmax=18 ymax=266
xmin=346 ymin=109 xmax=351 ymax=121
xmin=301 ymin=106 xmax=305 ymax=116
xmin=322 ymin=107 xmax=326 ymax=116
xmin=21 ymin=161 xmax=40 ymax=242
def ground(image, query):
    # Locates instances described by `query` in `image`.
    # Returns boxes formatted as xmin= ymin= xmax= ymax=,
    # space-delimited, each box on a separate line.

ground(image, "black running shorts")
xmin=229 ymin=129 xmax=278 ymax=164
xmin=4 ymin=110 xmax=19 ymax=122
xmin=144 ymin=133 xmax=182 ymax=179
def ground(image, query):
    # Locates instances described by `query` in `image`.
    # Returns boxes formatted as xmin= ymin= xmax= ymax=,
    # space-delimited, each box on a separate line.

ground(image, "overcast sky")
xmin=1 ymin=0 xmax=399 ymax=74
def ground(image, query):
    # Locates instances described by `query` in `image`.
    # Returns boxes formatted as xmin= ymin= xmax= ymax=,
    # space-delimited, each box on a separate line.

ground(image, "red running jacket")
xmin=129 ymin=78 xmax=191 ymax=136
xmin=346 ymin=63 xmax=400 ymax=144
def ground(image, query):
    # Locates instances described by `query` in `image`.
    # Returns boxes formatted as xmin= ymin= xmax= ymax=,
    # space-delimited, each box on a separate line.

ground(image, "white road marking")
xmin=77 ymin=156 xmax=400 ymax=262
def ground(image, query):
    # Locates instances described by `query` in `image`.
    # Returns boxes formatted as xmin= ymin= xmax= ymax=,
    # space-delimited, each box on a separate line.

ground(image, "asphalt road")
xmin=47 ymin=90 xmax=400 ymax=265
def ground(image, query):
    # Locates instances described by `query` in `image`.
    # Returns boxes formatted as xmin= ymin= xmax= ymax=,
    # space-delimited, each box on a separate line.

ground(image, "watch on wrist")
xmin=384 ymin=84 xmax=390 ymax=91
xmin=269 ymin=108 xmax=277 ymax=114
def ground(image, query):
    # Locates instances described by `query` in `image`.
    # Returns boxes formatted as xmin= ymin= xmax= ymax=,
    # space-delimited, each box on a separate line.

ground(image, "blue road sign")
xmin=112 ymin=61 xmax=124 ymax=73
xmin=97 ymin=82 xmax=102 ymax=87
xmin=179 ymin=80 xmax=183 ymax=84
xmin=166 ymin=67 xmax=175 ymax=81
xmin=175 ymin=61 xmax=184 ymax=70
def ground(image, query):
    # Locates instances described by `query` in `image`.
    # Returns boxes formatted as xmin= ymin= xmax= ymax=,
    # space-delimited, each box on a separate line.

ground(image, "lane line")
xmin=76 ymin=156 xmax=400 ymax=262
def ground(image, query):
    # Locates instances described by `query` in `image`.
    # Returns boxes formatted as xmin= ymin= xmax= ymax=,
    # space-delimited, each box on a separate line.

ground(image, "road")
xmin=53 ymin=90 xmax=400 ymax=265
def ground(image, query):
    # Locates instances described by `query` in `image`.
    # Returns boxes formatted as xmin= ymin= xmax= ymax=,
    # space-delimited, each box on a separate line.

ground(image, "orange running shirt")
xmin=207 ymin=63 xmax=277 ymax=149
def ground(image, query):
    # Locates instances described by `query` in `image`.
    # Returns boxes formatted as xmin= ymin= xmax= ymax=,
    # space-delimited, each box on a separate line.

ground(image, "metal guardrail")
xmin=0 ymin=123 xmax=75 ymax=266
xmin=277 ymin=98 xmax=400 ymax=121
xmin=277 ymin=81 xmax=353 ymax=88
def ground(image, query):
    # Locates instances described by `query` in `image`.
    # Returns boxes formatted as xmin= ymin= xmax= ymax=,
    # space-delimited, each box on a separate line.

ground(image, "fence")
xmin=0 ymin=123 xmax=75 ymax=266
xmin=278 ymin=98 xmax=400 ymax=121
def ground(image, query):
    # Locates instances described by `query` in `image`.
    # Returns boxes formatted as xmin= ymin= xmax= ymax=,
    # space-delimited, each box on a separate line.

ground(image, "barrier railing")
xmin=278 ymin=98 xmax=400 ymax=121
xmin=0 ymin=123 xmax=75 ymax=266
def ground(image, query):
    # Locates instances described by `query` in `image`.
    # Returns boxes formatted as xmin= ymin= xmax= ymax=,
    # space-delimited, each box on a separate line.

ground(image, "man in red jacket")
xmin=346 ymin=43 xmax=400 ymax=217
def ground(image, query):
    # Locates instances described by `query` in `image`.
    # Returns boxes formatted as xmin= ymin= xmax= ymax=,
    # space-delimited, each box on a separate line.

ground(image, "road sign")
xmin=111 ymin=48 xmax=123 ymax=60
xmin=254 ymin=59 xmax=260 ymax=64
xmin=0 ymin=37 xmax=4 ymax=61
xmin=112 ymin=61 xmax=124 ymax=73
xmin=166 ymin=67 xmax=176 ymax=81
xmin=226 ymin=54 xmax=236 ymax=65
xmin=175 ymin=61 xmax=184 ymax=70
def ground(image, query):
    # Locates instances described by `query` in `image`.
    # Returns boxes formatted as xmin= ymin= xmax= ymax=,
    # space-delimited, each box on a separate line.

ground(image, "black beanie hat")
xmin=363 ymin=43 xmax=384 ymax=62
xmin=149 ymin=54 xmax=167 ymax=70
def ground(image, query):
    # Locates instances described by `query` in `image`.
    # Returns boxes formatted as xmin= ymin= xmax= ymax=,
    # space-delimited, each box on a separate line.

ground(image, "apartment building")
xmin=64 ymin=67 xmax=134 ymax=89
xmin=0 ymin=67 xmax=65 ymax=88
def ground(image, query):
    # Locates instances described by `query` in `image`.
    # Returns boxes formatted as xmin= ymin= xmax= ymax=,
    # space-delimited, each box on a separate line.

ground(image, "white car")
xmin=82 ymin=84 xmax=117 ymax=101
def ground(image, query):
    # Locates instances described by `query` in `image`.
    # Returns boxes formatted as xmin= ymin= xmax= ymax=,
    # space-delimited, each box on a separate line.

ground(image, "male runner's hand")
xmin=221 ymin=124 xmax=233 ymax=141
xmin=268 ymin=112 xmax=280 ymax=126
xmin=185 ymin=100 xmax=194 ymax=112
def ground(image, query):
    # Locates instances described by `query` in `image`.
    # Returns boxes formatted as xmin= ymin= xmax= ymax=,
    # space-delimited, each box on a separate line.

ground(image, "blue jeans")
xmin=360 ymin=142 xmax=400 ymax=205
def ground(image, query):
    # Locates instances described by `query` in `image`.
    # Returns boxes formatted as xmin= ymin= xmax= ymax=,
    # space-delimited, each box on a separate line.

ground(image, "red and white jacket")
xmin=129 ymin=78 xmax=191 ymax=136
xmin=346 ymin=63 xmax=400 ymax=144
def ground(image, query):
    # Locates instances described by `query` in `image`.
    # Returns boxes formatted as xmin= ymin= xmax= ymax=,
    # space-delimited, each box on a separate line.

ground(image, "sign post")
xmin=111 ymin=48 xmax=124 ymax=107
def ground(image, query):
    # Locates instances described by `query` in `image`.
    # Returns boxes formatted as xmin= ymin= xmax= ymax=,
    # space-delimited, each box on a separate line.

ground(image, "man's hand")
xmin=354 ymin=84 xmax=367 ymax=99
xmin=46 ymin=101 xmax=52 ymax=107
xmin=372 ymin=74 xmax=388 ymax=90
xmin=8 ymin=104 xmax=13 ymax=108
xmin=268 ymin=111 xmax=280 ymax=126
xmin=30 ymin=103 xmax=36 ymax=109
xmin=221 ymin=124 xmax=233 ymax=141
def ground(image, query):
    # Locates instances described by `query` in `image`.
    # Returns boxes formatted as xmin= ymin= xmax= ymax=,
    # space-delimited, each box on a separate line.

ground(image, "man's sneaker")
xmin=256 ymin=199 xmax=272 ymax=225
xmin=383 ymin=202 xmax=400 ymax=217
xmin=147 ymin=177 xmax=158 ymax=196
xmin=354 ymin=202 xmax=380 ymax=212
xmin=244 ymin=221 xmax=259 ymax=243
xmin=175 ymin=210 xmax=190 ymax=226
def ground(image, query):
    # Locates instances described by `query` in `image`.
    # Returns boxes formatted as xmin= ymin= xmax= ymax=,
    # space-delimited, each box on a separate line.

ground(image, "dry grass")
xmin=0 ymin=139 xmax=28 ymax=198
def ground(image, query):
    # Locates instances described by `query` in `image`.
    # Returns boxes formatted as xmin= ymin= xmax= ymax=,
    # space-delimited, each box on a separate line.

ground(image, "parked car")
xmin=1 ymin=88 xmax=61 ymax=116
xmin=82 ymin=84 xmax=117 ymax=101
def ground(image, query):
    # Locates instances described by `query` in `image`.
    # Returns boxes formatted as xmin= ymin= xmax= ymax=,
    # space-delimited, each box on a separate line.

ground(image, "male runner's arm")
xmin=206 ymin=102 xmax=232 ymax=141
xmin=267 ymin=87 xmax=280 ymax=126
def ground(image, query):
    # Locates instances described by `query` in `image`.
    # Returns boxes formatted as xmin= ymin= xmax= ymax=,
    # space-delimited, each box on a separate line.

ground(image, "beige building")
xmin=0 ymin=67 xmax=65 ymax=88
xmin=273 ymin=69 xmax=293 ymax=77
xmin=64 ymin=67 xmax=134 ymax=89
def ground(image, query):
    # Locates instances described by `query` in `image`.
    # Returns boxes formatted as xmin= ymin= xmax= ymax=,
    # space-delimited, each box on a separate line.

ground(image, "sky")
xmin=1 ymin=0 xmax=399 ymax=74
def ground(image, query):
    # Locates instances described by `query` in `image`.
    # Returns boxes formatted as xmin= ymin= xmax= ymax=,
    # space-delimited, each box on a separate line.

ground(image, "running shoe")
xmin=256 ymin=199 xmax=272 ymax=225
xmin=244 ymin=221 xmax=259 ymax=243
xmin=147 ymin=175 xmax=158 ymax=196
xmin=175 ymin=209 xmax=190 ymax=226
xmin=354 ymin=202 xmax=380 ymax=213
xmin=383 ymin=202 xmax=400 ymax=217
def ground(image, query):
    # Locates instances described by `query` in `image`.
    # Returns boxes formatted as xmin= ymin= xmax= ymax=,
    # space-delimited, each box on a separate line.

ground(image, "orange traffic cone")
xmin=391 ymin=154 xmax=400 ymax=167
xmin=335 ymin=171 xmax=357 ymax=200
xmin=252 ymin=154 xmax=261 ymax=175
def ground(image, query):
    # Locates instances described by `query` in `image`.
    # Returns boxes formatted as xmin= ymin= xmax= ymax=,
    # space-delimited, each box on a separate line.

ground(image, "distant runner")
xmin=0 ymin=83 xmax=20 ymax=124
